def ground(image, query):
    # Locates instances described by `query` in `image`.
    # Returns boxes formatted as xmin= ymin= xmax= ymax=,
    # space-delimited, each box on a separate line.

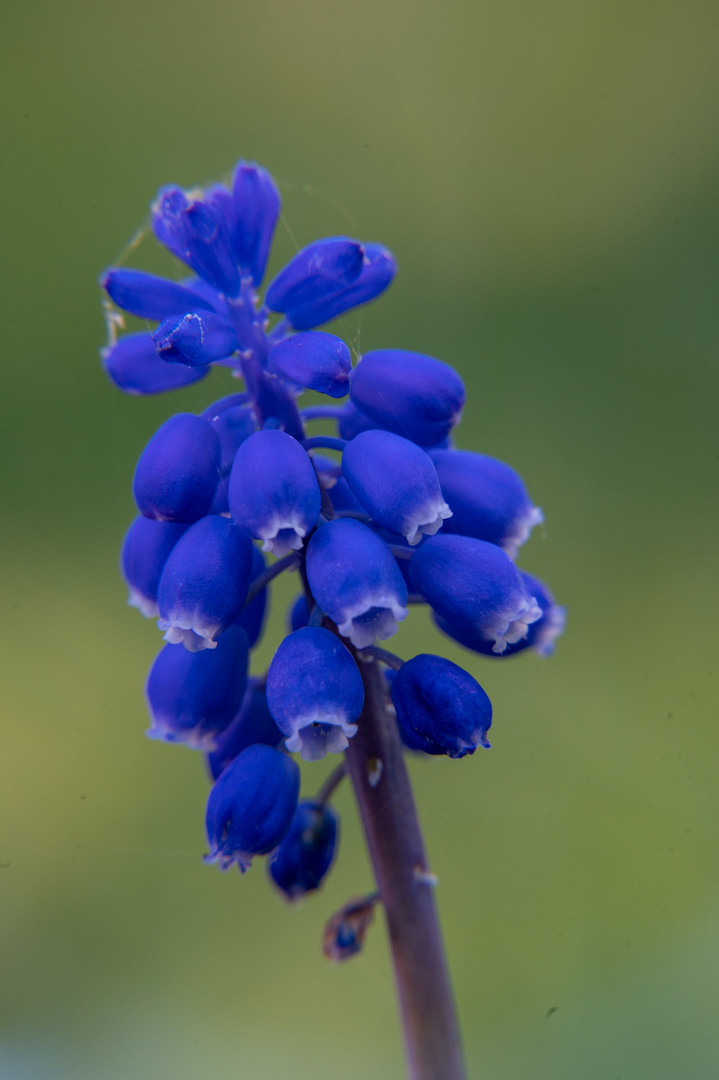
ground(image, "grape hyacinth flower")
xmin=101 ymin=155 xmax=564 ymax=1080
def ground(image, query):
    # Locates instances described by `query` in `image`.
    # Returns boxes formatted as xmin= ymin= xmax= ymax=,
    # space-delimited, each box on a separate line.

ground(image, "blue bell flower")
xmin=120 ymin=516 xmax=189 ymax=618
xmin=152 ymin=311 xmax=239 ymax=367
xmin=228 ymin=429 xmax=321 ymax=555
xmin=337 ymin=400 xmax=379 ymax=440
xmin=201 ymin=394 xmax=257 ymax=469
xmin=145 ymin=624 xmax=250 ymax=748
xmin=391 ymin=654 xmax=492 ymax=757
xmin=434 ymin=570 xmax=565 ymax=658
xmin=265 ymin=237 xmax=364 ymax=327
xmin=133 ymin=413 xmax=221 ymax=522
xmin=431 ymin=449 xmax=542 ymax=557
xmin=102 ymin=332 xmax=208 ymax=395
xmin=268 ymin=331 xmax=352 ymax=398
xmin=268 ymin=800 xmax=339 ymax=901
xmin=157 ymin=515 xmax=255 ymax=651
xmin=293 ymin=242 xmax=396 ymax=330
xmin=350 ymin=349 xmax=465 ymax=447
xmin=230 ymin=161 xmax=281 ymax=286
xmin=266 ymin=627 xmax=364 ymax=761
xmin=409 ymin=534 xmax=542 ymax=654
xmin=100 ymin=268 xmax=215 ymax=321
xmin=152 ymin=186 xmax=241 ymax=297
xmin=288 ymin=593 xmax=310 ymax=632
xmin=204 ymin=744 xmax=300 ymax=872
xmin=342 ymin=430 xmax=452 ymax=545
xmin=206 ymin=678 xmax=283 ymax=781
xmin=306 ymin=519 xmax=408 ymax=648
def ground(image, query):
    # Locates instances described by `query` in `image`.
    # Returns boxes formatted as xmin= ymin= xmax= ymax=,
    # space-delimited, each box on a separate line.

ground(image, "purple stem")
xmin=345 ymin=656 xmax=467 ymax=1080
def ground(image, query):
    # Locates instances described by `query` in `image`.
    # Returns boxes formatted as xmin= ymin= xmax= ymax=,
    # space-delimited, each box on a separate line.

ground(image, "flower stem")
xmin=345 ymin=657 xmax=467 ymax=1080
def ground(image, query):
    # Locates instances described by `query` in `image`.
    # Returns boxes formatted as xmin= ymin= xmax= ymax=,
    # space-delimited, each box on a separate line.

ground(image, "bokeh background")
xmin=2 ymin=1 xmax=718 ymax=1077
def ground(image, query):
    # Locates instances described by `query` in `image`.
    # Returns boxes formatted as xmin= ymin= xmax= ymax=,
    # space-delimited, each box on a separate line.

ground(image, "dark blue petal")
xmin=157 ymin=515 xmax=255 ymax=651
xmin=337 ymin=401 xmax=379 ymax=440
xmin=342 ymin=430 xmax=451 ymax=544
xmin=133 ymin=413 xmax=221 ymax=522
xmin=231 ymin=162 xmax=281 ymax=286
xmin=205 ymin=744 xmax=300 ymax=872
xmin=268 ymin=332 xmax=351 ymax=398
xmin=265 ymin=238 xmax=364 ymax=324
xmin=409 ymin=534 xmax=542 ymax=654
xmin=102 ymin=333 xmax=208 ymax=395
xmin=152 ymin=186 xmax=241 ymax=297
xmin=235 ymin=545 xmax=269 ymax=648
xmin=206 ymin=678 xmax=283 ymax=781
xmin=392 ymin=654 xmax=492 ymax=757
xmin=431 ymin=450 xmax=542 ymax=557
xmin=434 ymin=570 xmax=565 ymax=658
xmin=268 ymin=800 xmax=339 ymax=901
xmin=350 ymin=350 xmax=465 ymax=447
xmin=288 ymin=242 xmax=396 ymax=330
xmin=201 ymin=395 xmax=257 ymax=472
xmin=288 ymin=593 xmax=310 ymax=631
xmin=120 ymin=516 xmax=189 ymax=618
xmin=266 ymin=627 xmax=364 ymax=761
xmin=145 ymin=624 xmax=249 ymax=749
xmin=228 ymin=429 xmax=321 ymax=555
xmin=100 ymin=268 xmax=216 ymax=320
xmin=152 ymin=311 xmax=239 ymax=367
xmin=306 ymin=519 xmax=407 ymax=648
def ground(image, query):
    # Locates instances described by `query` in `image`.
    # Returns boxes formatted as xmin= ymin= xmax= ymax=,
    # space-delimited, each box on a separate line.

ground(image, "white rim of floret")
xmin=337 ymin=591 xmax=409 ymax=649
xmin=487 ymin=594 xmax=543 ymax=654
xmin=158 ymin=618 xmax=219 ymax=651
xmin=405 ymin=499 xmax=453 ymax=546
xmin=127 ymin=587 xmax=159 ymax=619
xmin=532 ymin=603 xmax=566 ymax=657
xmin=146 ymin=716 xmax=222 ymax=751
xmin=501 ymin=504 xmax=544 ymax=561
xmin=257 ymin=512 xmax=310 ymax=556
xmin=283 ymin=709 xmax=359 ymax=763
xmin=203 ymin=849 xmax=253 ymax=873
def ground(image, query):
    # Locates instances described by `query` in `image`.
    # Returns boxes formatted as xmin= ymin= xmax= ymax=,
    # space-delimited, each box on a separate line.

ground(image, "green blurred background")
xmin=2 ymin=1 xmax=718 ymax=1076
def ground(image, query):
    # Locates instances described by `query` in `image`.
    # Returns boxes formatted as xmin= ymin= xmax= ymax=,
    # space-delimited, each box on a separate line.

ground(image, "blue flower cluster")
xmin=103 ymin=158 xmax=564 ymax=897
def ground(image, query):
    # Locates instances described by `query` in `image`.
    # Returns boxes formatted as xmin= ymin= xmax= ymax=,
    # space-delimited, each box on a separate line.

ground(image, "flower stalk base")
xmin=345 ymin=657 xmax=467 ymax=1080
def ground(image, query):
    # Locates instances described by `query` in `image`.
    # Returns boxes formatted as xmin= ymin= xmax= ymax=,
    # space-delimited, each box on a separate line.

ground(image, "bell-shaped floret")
xmin=228 ymin=429 xmax=321 ymax=555
xmin=350 ymin=350 xmax=465 ymax=447
xmin=206 ymin=678 xmax=283 ymax=781
xmin=102 ymin=333 xmax=208 ymax=395
xmin=342 ymin=430 xmax=451 ymax=545
xmin=204 ymin=744 xmax=300 ymax=872
xmin=231 ymin=162 xmax=281 ymax=286
xmin=265 ymin=238 xmax=364 ymax=327
xmin=152 ymin=311 xmax=239 ymax=367
xmin=133 ymin=413 xmax=221 ymax=522
xmin=306 ymin=519 xmax=408 ymax=648
xmin=145 ymin=624 xmax=249 ymax=748
xmin=100 ymin=268 xmax=216 ymax=321
xmin=120 ymin=516 xmax=189 ymax=618
xmin=266 ymin=627 xmax=364 ymax=762
xmin=337 ymin=400 xmax=378 ymax=440
xmin=268 ymin=800 xmax=339 ymax=901
xmin=289 ymin=242 xmax=396 ymax=330
xmin=434 ymin=570 xmax=565 ymax=658
xmin=152 ymin=186 xmax=241 ymax=297
xmin=288 ymin=593 xmax=310 ymax=631
xmin=409 ymin=534 xmax=542 ymax=654
xmin=202 ymin=395 xmax=257 ymax=469
xmin=235 ymin=545 xmax=269 ymax=648
xmin=431 ymin=450 xmax=542 ymax=557
xmin=268 ymin=332 xmax=351 ymax=398
xmin=392 ymin=654 xmax=492 ymax=757
xmin=157 ymin=515 xmax=254 ymax=651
